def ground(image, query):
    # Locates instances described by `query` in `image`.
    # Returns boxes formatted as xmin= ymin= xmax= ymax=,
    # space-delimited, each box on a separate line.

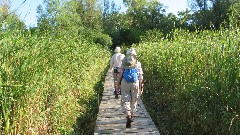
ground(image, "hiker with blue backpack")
xmin=116 ymin=48 xmax=143 ymax=128
xmin=109 ymin=46 xmax=125 ymax=98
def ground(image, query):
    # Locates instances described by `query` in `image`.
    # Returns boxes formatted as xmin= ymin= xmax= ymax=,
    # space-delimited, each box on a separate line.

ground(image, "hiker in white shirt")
xmin=109 ymin=46 xmax=125 ymax=98
xmin=116 ymin=48 xmax=143 ymax=128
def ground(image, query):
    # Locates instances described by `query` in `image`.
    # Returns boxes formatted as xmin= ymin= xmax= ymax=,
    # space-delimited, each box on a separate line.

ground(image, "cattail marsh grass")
xmin=135 ymin=28 xmax=240 ymax=135
xmin=0 ymin=29 xmax=111 ymax=134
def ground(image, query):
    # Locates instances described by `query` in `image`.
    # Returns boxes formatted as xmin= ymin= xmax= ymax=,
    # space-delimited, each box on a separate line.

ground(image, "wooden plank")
xmin=94 ymin=69 xmax=160 ymax=135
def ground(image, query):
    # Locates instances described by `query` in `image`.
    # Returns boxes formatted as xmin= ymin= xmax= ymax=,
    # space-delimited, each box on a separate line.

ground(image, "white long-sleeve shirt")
xmin=109 ymin=53 xmax=125 ymax=70
xmin=136 ymin=61 xmax=143 ymax=80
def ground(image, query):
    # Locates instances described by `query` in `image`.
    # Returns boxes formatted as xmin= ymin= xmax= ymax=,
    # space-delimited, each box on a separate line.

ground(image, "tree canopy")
xmin=2 ymin=0 xmax=240 ymax=46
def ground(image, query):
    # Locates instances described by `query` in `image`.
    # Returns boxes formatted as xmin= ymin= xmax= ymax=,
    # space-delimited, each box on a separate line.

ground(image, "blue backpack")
xmin=123 ymin=68 xmax=139 ymax=83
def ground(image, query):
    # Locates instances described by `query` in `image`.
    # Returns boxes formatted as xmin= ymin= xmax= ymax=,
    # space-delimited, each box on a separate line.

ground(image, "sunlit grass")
xmin=135 ymin=28 xmax=240 ymax=135
xmin=0 ymin=29 xmax=111 ymax=134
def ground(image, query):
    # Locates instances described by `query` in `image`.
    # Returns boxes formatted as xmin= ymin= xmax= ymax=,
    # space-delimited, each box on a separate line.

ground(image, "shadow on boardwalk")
xmin=94 ymin=69 xmax=160 ymax=135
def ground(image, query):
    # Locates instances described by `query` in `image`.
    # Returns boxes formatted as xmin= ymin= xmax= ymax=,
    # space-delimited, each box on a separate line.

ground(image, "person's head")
xmin=114 ymin=46 xmax=121 ymax=53
xmin=126 ymin=48 xmax=137 ymax=56
xmin=122 ymin=48 xmax=137 ymax=69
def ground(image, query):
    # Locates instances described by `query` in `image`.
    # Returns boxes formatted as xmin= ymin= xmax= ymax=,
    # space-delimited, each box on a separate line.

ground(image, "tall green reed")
xmin=136 ymin=28 xmax=240 ymax=135
xmin=0 ymin=29 xmax=111 ymax=134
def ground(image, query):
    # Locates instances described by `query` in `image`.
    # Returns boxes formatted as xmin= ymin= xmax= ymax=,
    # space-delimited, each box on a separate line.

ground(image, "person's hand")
xmin=138 ymin=88 xmax=143 ymax=95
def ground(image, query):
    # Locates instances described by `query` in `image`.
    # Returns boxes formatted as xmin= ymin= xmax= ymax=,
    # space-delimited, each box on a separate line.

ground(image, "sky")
xmin=10 ymin=0 xmax=188 ymax=27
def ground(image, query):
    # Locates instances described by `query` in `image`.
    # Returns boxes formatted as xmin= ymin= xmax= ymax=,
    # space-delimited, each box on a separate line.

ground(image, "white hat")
xmin=126 ymin=48 xmax=137 ymax=55
xmin=114 ymin=46 xmax=121 ymax=53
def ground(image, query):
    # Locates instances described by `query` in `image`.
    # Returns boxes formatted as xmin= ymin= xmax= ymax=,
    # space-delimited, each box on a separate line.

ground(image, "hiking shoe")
xmin=114 ymin=90 xmax=117 ymax=95
xmin=114 ymin=89 xmax=121 ymax=95
xmin=115 ymin=94 xmax=119 ymax=99
xmin=126 ymin=115 xmax=132 ymax=128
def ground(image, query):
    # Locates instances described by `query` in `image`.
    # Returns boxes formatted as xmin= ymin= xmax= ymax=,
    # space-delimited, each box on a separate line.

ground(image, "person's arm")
xmin=109 ymin=55 xmax=115 ymax=70
xmin=116 ymin=75 xmax=121 ymax=91
xmin=139 ymin=77 xmax=143 ymax=95
xmin=137 ymin=62 xmax=144 ymax=95
xmin=116 ymin=68 xmax=124 ymax=91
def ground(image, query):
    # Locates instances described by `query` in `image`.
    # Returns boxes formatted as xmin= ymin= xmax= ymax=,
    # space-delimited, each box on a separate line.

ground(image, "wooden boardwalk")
xmin=94 ymin=70 xmax=160 ymax=135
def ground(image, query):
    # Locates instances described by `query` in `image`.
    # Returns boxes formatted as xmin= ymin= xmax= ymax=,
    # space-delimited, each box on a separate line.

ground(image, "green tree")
xmin=75 ymin=0 xmax=102 ymax=31
xmin=177 ymin=9 xmax=192 ymax=29
xmin=102 ymin=0 xmax=189 ymax=45
xmin=37 ymin=0 xmax=112 ymax=46
xmin=0 ymin=0 xmax=25 ymax=31
xmin=102 ymin=0 xmax=132 ymax=46
xmin=37 ymin=0 xmax=98 ymax=34
xmin=37 ymin=0 xmax=63 ymax=33
xmin=211 ymin=0 xmax=231 ymax=29
xmin=188 ymin=0 xmax=240 ymax=29
xmin=74 ymin=0 xmax=112 ymax=46
xmin=188 ymin=0 xmax=214 ymax=29
xmin=122 ymin=0 xmax=168 ymax=44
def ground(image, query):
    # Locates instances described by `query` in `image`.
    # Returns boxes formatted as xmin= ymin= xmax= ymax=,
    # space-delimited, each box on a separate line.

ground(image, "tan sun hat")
xmin=122 ymin=48 xmax=137 ymax=69
xmin=126 ymin=48 xmax=137 ymax=55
